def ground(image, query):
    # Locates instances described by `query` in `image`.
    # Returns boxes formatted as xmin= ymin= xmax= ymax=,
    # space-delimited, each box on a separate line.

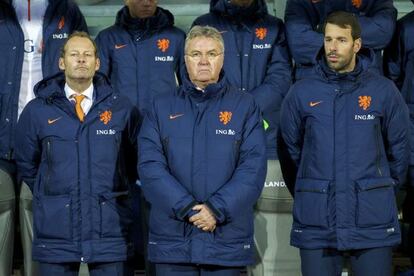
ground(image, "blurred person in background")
xmin=95 ymin=1 xmax=185 ymax=273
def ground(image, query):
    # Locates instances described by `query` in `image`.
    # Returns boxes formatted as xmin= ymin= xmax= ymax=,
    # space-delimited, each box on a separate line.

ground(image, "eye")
xmin=208 ymin=52 xmax=218 ymax=58
xmin=324 ymin=38 xmax=332 ymax=42
xmin=191 ymin=52 xmax=201 ymax=58
xmin=340 ymin=39 xmax=347 ymax=43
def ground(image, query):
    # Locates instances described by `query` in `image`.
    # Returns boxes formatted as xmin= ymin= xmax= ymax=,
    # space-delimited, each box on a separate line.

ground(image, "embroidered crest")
xmin=58 ymin=16 xmax=65 ymax=30
xmin=157 ymin=39 xmax=170 ymax=52
xmin=255 ymin=28 xmax=267 ymax=40
xmin=100 ymin=110 xmax=112 ymax=125
xmin=219 ymin=111 xmax=232 ymax=125
xmin=358 ymin=96 xmax=371 ymax=111
xmin=352 ymin=0 xmax=362 ymax=9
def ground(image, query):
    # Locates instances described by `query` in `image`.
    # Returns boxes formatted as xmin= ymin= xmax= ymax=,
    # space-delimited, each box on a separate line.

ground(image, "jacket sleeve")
xmin=138 ymin=102 xmax=197 ymax=221
xmin=248 ymin=22 xmax=292 ymax=116
xmin=383 ymin=82 xmax=410 ymax=186
xmin=278 ymin=88 xmax=304 ymax=195
xmin=69 ymin=2 xmax=88 ymax=33
xmin=284 ymin=0 xmax=324 ymax=66
xmin=95 ymin=32 xmax=112 ymax=79
xmin=383 ymin=19 xmax=406 ymax=90
xmin=358 ymin=0 xmax=397 ymax=50
xmin=205 ymin=99 xmax=267 ymax=224
xmin=14 ymin=103 xmax=41 ymax=192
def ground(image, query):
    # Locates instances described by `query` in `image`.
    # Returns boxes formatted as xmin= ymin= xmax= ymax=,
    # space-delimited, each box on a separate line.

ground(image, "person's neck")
xmin=66 ymin=78 xmax=92 ymax=94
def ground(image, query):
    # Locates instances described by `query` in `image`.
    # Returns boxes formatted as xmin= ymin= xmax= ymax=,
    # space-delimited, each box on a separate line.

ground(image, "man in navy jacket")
xmin=279 ymin=11 xmax=409 ymax=276
xmin=95 ymin=0 xmax=185 ymax=115
xmin=193 ymin=0 xmax=291 ymax=160
xmin=384 ymin=0 xmax=414 ymax=268
xmin=192 ymin=1 xmax=295 ymax=273
xmin=15 ymin=32 xmax=140 ymax=276
xmin=95 ymin=3 xmax=185 ymax=272
xmin=284 ymin=0 xmax=397 ymax=80
xmin=0 ymin=1 xmax=87 ymax=275
xmin=138 ymin=25 xmax=267 ymax=276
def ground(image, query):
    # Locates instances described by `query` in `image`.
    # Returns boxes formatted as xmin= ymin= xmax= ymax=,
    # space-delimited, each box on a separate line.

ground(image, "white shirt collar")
xmin=64 ymin=83 xmax=94 ymax=101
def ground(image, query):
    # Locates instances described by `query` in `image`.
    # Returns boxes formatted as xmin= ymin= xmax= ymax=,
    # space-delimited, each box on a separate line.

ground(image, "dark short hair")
xmin=323 ymin=11 xmax=361 ymax=40
xmin=60 ymin=31 xmax=98 ymax=58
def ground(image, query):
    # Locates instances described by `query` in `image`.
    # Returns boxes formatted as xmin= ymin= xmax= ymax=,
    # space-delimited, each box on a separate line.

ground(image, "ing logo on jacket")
xmin=219 ymin=111 xmax=232 ymax=125
xmin=358 ymin=96 xmax=371 ymax=110
xmin=157 ymin=39 xmax=170 ymax=52
xmin=100 ymin=110 xmax=112 ymax=125
xmin=352 ymin=0 xmax=362 ymax=8
xmin=255 ymin=28 xmax=267 ymax=40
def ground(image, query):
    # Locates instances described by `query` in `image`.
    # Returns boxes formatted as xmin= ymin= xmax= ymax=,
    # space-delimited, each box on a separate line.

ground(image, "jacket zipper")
xmin=302 ymin=123 xmax=312 ymax=177
xmin=233 ymin=139 xmax=241 ymax=167
xmin=45 ymin=139 xmax=52 ymax=195
xmin=374 ymin=124 xmax=383 ymax=176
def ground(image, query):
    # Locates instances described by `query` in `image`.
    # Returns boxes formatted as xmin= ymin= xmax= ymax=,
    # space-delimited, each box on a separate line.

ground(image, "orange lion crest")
xmin=58 ymin=16 xmax=65 ymax=30
xmin=219 ymin=111 xmax=232 ymax=125
xmin=100 ymin=110 xmax=112 ymax=125
xmin=352 ymin=0 xmax=362 ymax=8
xmin=157 ymin=39 xmax=170 ymax=52
xmin=358 ymin=96 xmax=371 ymax=111
xmin=255 ymin=28 xmax=267 ymax=40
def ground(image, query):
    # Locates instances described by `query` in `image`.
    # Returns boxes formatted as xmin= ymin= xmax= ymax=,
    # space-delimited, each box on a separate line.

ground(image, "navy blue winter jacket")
xmin=0 ymin=0 xmax=87 ymax=162
xmin=284 ymin=0 xmax=397 ymax=80
xmin=138 ymin=73 xmax=267 ymax=266
xmin=384 ymin=0 xmax=414 ymax=221
xmin=95 ymin=6 xmax=185 ymax=115
xmin=279 ymin=50 xmax=409 ymax=250
xmin=193 ymin=0 xmax=292 ymax=159
xmin=15 ymin=73 xmax=140 ymax=263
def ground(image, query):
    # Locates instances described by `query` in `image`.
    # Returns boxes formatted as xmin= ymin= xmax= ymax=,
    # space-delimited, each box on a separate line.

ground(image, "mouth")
xmin=327 ymin=54 xmax=339 ymax=63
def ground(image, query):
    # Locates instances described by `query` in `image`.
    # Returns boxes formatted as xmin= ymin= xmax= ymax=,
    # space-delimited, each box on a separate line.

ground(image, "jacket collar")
xmin=34 ymin=72 xmax=113 ymax=104
xmin=182 ymin=71 xmax=227 ymax=101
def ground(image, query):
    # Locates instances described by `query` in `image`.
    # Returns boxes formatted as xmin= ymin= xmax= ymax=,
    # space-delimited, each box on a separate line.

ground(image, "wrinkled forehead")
xmin=186 ymin=37 xmax=223 ymax=53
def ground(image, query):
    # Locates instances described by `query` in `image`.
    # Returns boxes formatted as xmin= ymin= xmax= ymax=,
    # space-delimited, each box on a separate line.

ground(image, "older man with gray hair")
xmin=138 ymin=25 xmax=267 ymax=276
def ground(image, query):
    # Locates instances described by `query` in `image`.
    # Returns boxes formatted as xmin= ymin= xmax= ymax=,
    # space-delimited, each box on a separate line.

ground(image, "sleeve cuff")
xmin=205 ymin=199 xmax=226 ymax=224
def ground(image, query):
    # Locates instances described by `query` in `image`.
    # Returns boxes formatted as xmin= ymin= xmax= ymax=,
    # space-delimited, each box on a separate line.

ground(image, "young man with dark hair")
xmin=284 ymin=0 xmax=397 ymax=80
xmin=15 ymin=32 xmax=140 ymax=276
xmin=279 ymin=11 xmax=409 ymax=276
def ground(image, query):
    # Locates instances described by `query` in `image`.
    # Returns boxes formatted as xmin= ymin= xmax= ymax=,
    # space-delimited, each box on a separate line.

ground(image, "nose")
xmin=329 ymin=40 xmax=337 ymax=52
xmin=198 ymin=54 xmax=210 ymax=64
xmin=77 ymin=54 xmax=86 ymax=63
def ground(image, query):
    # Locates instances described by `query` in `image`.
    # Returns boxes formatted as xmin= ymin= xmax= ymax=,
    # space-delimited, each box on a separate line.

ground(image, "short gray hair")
xmin=185 ymin=25 xmax=225 ymax=54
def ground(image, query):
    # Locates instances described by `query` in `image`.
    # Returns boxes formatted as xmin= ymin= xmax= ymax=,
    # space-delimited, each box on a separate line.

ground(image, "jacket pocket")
xmin=34 ymin=195 xmax=72 ymax=240
xmin=356 ymin=178 xmax=396 ymax=228
xmin=99 ymin=191 xmax=132 ymax=238
xmin=293 ymin=178 xmax=329 ymax=228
